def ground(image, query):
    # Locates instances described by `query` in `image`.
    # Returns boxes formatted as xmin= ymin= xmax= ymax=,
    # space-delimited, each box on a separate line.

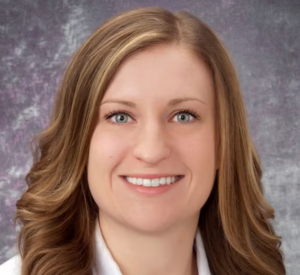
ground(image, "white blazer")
xmin=0 ymin=221 xmax=211 ymax=275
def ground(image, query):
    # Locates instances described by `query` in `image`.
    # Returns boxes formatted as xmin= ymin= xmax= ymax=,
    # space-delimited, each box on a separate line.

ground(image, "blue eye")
xmin=114 ymin=113 xmax=129 ymax=123
xmin=104 ymin=108 xmax=199 ymax=125
xmin=174 ymin=112 xmax=195 ymax=123
xmin=106 ymin=112 xmax=132 ymax=124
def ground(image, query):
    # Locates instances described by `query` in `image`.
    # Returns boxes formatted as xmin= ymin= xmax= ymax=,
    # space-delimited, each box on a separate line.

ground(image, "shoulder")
xmin=0 ymin=254 xmax=21 ymax=275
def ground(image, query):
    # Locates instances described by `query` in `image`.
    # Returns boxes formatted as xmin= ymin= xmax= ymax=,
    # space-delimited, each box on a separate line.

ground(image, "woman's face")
xmin=87 ymin=45 xmax=218 ymax=232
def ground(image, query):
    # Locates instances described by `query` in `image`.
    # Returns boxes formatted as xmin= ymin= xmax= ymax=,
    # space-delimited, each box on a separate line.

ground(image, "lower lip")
xmin=121 ymin=176 xmax=184 ymax=196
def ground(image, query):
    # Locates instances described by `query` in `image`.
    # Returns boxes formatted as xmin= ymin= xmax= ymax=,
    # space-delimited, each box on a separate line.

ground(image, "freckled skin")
xmin=87 ymin=45 xmax=218 ymax=233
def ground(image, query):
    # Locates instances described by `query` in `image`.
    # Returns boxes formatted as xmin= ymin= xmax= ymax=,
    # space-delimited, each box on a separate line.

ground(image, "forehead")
xmin=103 ymin=45 xmax=214 ymax=104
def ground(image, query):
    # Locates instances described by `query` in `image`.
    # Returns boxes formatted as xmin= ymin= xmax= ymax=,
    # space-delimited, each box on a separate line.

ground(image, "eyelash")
xmin=104 ymin=108 xmax=200 ymax=125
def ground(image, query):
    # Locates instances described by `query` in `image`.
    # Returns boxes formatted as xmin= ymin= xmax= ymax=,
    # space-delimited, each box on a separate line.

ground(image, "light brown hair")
xmin=15 ymin=7 xmax=286 ymax=275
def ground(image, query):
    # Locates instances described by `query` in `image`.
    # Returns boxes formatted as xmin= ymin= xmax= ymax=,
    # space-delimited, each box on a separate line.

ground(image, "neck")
xmin=98 ymin=212 xmax=199 ymax=275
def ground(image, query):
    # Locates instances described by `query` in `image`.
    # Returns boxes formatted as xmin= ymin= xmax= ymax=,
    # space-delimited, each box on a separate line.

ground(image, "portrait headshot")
xmin=0 ymin=1 xmax=299 ymax=275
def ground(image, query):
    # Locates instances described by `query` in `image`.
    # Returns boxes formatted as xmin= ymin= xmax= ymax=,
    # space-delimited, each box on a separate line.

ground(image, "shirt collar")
xmin=93 ymin=220 xmax=211 ymax=275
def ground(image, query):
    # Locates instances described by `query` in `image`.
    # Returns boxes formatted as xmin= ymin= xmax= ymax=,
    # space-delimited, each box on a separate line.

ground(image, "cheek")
xmin=87 ymin=127 xmax=127 ymax=203
xmin=174 ymin=127 xmax=217 ymax=208
xmin=175 ymin=126 xmax=216 ymax=172
xmin=89 ymin=127 xmax=127 ymax=166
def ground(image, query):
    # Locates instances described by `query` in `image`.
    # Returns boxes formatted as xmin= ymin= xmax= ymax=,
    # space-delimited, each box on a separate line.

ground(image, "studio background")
xmin=0 ymin=1 xmax=299 ymax=274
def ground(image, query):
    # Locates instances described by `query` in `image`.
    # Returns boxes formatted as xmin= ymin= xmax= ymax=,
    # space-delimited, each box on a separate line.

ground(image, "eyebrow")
xmin=100 ymin=97 xmax=207 ymax=107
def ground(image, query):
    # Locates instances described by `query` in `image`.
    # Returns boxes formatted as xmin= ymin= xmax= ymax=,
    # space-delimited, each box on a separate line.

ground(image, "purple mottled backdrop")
xmin=0 ymin=0 xmax=299 ymax=274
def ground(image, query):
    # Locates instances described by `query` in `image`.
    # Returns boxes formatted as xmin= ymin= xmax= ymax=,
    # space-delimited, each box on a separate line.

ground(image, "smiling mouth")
xmin=122 ymin=175 xmax=184 ymax=187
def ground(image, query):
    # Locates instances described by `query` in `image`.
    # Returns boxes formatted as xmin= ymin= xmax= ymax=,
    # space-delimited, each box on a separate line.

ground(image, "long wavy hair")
xmin=15 ymin=7 xmax=286 ymax=275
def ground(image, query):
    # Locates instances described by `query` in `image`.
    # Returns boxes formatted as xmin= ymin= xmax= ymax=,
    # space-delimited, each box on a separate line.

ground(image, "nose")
xmin=132 ymin=121 xmax=171 ymax=165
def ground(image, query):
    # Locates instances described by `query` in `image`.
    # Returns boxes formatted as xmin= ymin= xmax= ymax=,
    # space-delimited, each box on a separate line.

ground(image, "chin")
xmin=121 ymin=210 xmax=178 ymax=234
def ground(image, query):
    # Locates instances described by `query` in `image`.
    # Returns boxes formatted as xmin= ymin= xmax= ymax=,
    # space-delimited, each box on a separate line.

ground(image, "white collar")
xmin=92 ymin=220 xmax=211 ymax=275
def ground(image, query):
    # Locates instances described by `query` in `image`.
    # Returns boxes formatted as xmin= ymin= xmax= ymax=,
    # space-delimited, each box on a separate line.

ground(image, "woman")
xmin=0 ymin=7 xmax=286 ymax=275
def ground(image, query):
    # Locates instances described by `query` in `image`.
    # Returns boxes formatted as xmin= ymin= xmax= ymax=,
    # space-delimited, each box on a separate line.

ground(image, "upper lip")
xmin=121 ymin=174 xmax=184 ymax=179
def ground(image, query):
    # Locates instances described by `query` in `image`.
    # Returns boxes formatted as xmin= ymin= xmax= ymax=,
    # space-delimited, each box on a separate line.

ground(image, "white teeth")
xmin=159 ymin=177 xmax=166 ymax=185
xmin=151 ymin=178 xmax=160 ymax=187
xmin=143 ymin=179 xmax=151 ymax=187
xmin=125 ymin=176 xmax=181 ymax=187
